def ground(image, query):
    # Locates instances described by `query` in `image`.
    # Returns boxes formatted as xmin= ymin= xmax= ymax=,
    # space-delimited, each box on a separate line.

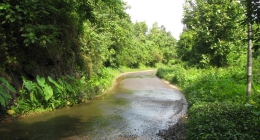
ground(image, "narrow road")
xmin=0 ymin=70 xmax=187 ymax=140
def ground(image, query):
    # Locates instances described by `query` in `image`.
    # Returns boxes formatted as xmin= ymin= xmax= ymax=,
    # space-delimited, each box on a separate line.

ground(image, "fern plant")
xmin=0 ymin=77 xmax=16 ymax=107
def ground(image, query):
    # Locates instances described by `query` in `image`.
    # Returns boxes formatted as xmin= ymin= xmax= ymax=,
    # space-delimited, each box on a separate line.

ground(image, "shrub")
xmin=187 ymin=102 xmax=260 ymax=140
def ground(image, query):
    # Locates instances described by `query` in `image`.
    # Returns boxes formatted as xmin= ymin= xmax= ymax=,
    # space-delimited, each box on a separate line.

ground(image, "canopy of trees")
xmin=178 ymin=0 xmax=247 ymax=67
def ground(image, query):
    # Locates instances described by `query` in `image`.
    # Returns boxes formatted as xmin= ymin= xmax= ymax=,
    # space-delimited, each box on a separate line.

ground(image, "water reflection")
xmin=0 ymin=115 xmax=84 ymax=139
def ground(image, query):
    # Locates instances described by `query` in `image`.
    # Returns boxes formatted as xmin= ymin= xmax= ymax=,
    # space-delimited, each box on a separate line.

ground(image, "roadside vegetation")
xmin=157 ymin=64 xmax=260 ymax=139
xmin=157 ymin=0 xmax=260 ymax=139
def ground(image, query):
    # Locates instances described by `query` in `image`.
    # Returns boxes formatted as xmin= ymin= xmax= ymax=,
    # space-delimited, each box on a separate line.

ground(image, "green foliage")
xmin=157 ymin=64 xmax=260 ymax=139
xmin=36 ymin=75 xmax=53 ymax=101
xmin=179 ymin=0 xmax=247 ymax=67
xmin=0 ymin=77 xmax=15 ymax=107
xmin=156 ymin=0 xmax=260 ymax=139
xmin=0 ymin=77 xmax=16 ymax=93
xmin=18 ymin=76 xmax=65 ymax=113
xmin=13 ymin=67 xmax=116 ymax=114
xmin=157 ymin=66 xmax=247 ymax=105
xmin=79 ymin=20 xmax=112 ymax=72
xmin=242 ymin=0 xmax=260 ymax=24
xmin=121 ymin=22 xmax=177 ymax=68
xmin=0 ymin=0 xmax=95 ymax=78
xmin=188 ymin=102 xmax=260 ymax=140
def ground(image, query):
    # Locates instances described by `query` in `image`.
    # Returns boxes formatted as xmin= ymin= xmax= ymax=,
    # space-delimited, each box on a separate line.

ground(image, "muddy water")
xmin=0 ymin=70 xmax=187 ymax=140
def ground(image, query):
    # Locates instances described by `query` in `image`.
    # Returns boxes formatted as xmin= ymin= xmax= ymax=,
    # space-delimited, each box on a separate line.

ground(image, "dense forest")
xmin=1 ymin=0 xmax=260 ymax=139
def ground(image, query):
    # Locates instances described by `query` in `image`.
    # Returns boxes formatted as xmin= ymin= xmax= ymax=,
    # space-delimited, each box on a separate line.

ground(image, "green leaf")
xmin=37 ymin=75 xmax=46 ymax=87
xmin=0 ymin=77 xmax=16 ymax=93
xmin=51 ymin=103 xmax=55 ymax=109
xmin=29 ymin=91 xmax=36 ymax=101
xmin=58 ymin=78 xmax=64 ymax=85
xmin=65 ymin=82 xmax=74 ymax=93
xmin=0 ymin=85 xmax=8 ymax=97
xmin=10 ymin=18 xmax=15 ymax=22
xmin=0 ymin=77 xmax=9 ymax=85
xmin=21 ymin=34 xmax=28 ymax=37
xmin=43 ymin=85 xmax=53 ymax=101
xmin=48 ymin=76 xmax=62 ymax=89
xmin=252 ymin=111 xmax=260 ymax=116
xmin=80 ymin=76 xmax=86 ymax=85
xmin=23 ymin=77 xmax=37 ymax=91
xmin=15 ymin=5 xmax=21 ymax=11
xmin=0 ymin=96 xmax=6 ymax=107
xmin=5 ymin=14 xmax=11 ymax=19
xmin=0 ymin=85 xmax=12 ymax=100
xmin=6 ymin=83 xmax=16 ymax=93
xmin=36 ymin=86 xmax=44 ymax=96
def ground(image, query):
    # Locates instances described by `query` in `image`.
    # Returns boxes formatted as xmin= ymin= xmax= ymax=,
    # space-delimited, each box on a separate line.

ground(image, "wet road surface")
xmin=0 ymin=70 xmax=187 ymax=140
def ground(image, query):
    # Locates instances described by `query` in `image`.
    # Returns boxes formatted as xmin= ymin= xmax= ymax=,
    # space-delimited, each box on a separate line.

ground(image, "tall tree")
xmin=147 ymin=23 xmax=177 ymax=65
xmin=246 ymin=0 xmax=253 ymax=100
xmin=241 ymin=0 xmax=260 ymax=100
xmin=179 ymin=0 xmax=246 ymax=67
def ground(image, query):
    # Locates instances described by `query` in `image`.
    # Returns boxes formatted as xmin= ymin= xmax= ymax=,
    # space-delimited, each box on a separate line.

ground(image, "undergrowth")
xmin=156 ymin=64 xmax=260 ymax=139
xmin=0 ymin=68 xmax=118 ymax=117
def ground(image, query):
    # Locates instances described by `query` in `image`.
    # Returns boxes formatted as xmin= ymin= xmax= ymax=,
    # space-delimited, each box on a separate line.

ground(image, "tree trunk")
xmin=247 ymin=22 xmax=253 ymax=101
